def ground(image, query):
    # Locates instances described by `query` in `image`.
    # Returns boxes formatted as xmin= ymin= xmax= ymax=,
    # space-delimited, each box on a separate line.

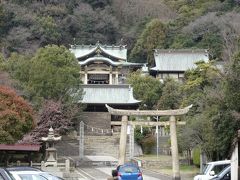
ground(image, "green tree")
xmin=82 ymin=0 xmax=111 ymax=9
xmin=212 ymin=51 xmax=240 ymax=158
xmin=157 ymin=78 xmax=181 ymax=110
xmin=225 ymin=52 xmax=240 ymax=111
xmin=0 ymin=4 xmax=14 ymax=36
xmin=129 ymin=19 xmax=167 ymax=66
xmin=180 ymin=61 xmax=223 ymax=160
xmin=127 ymin=71 xmax=162 ymax=109
xmin=6 ymin=45 xmax=83 ymax=107
xmin=182 ymin=61 xmax=220 ymax=109
xmin=34 ymin=16 xmax=61 ymax=44
xmin=0 ymin=85 xmax=35 ymax=143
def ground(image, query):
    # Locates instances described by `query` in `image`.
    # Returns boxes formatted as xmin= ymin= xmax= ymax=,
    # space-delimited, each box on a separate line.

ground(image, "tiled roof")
xmin=81 ymin=84 xmax=140 ymax=104
xmin=151 ymin=49 xmax=209 ymax=72
xmin=0 ymin=144 xmax=41 ymax=151
xmin=78 ymin=56 xmax=143 ymax=67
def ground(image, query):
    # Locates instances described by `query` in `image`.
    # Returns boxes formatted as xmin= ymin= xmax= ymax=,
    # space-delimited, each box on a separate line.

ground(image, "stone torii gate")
xmin=106 ymin=104 xmax=192 ymax=180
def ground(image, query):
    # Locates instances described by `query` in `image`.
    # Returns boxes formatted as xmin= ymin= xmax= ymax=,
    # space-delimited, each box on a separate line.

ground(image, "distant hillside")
xmin=0 ymin=0 xmax=175 ymax=56
xmin=0 ymin=0 xmax=239 ymax=62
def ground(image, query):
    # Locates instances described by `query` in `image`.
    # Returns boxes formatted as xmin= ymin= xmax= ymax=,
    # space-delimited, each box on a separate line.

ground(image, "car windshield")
xmin=212 ymin=164 xmax=230 ymax=175
xmin=18 ymin=174 xmax=47 ymax=180
xmin=202 ymin=164 xmax=211 ymax=174
xmin=119 ymin=166 xmax=139 ymax=173
xmin=40 ymin=173 xmax=63 ymax=180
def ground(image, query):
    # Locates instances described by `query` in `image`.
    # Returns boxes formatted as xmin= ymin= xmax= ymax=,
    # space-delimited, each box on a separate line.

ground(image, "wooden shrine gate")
xmin=106 ymin=104 xmax=192 ymax=180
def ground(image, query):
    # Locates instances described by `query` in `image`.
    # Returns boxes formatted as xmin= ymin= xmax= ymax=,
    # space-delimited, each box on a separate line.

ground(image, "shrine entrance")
xmin=106 ymin=104 xmax=192 ymax=180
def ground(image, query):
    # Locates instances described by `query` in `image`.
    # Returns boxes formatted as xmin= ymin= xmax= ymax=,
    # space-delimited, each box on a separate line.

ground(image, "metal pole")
xmin=79 ymin=121 xmax=84 ymax=160
xmin=153 ymin=113 xmax=159 ymax=158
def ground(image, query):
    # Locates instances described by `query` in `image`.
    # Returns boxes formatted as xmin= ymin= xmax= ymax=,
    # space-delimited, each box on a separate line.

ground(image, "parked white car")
xmin=9 ymin=171 xmax=63 ymax=180
xmin=194 ymin=160 xmax=230 ymax=180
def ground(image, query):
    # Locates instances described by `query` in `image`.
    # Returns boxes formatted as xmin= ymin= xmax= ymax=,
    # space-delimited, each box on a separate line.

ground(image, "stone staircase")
xmin=56 ymin=133 xmax=134 ymax=166
xmin=56 ymin=133 xmax=131 ymax=158
xmin=84 ymin=133 xmax=121 ymax=158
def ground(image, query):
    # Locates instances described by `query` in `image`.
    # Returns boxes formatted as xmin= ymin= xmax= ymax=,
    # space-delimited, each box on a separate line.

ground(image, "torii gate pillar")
xmin=119 ymin=115 xmax=128 ymax=165
xmin=170 ymin=115 xmax=180 ymax=180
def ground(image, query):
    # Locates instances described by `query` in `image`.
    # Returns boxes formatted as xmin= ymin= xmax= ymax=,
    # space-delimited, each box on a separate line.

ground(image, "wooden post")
xmin=119 ymin=115 xmax=128 ymax=165
xmin=170 ymin=115 xmax=181 ymax=180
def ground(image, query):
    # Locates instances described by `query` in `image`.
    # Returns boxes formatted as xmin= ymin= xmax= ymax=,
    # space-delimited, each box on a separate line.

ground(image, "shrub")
xmin=193 ymin=147 xmax=201 ymax=167
xmin=141 ymin=135 xmax=156 ymax=154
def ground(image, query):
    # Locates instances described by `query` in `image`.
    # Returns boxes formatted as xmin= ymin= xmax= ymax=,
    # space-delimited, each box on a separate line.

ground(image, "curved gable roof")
xmin=70 ymin=43 xmax=127 ymax=61
xmin=99 ymin=45 xmax=127 ymax=60
xmin=79 ymin=56 xmax=143 ymax=67
xmin=70 ymin=45 xmax=97 ymax=59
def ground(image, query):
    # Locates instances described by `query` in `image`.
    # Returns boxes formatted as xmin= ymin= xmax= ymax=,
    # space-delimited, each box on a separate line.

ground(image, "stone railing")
xmin=7 ymin=159 xmax=71 ymax=172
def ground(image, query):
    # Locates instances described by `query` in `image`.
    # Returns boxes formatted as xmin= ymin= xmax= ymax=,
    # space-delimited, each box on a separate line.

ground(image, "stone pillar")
xmin=116 ymin=72 xmax=119 ymax=85
xmin=84 ymin=73 xmax=88 ymax=84
xmin=65 ymin=159 xmax=70 ymax=172
xmin=79 ymin=121 xmax=84 ymax=160
xmin=84 ymin=66 xmax=88 ymax=84
xmin=129 ymin=125 xmax=134 ymax=160
xmin=170 ymin=116 xmax=181 ymax=180
xmin=119 ymin=115 xmax=128 ymax=165
xmin=109 ymin=66 xmax=113 ymax=85
xmin=41 ymin=161 xmax=45 ymax=169
xmin=109 ymin=73 xmax=113 ymax=85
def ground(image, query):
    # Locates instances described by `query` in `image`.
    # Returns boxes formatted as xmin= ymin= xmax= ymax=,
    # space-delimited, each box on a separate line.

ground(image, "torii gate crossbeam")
xmin=106 ymin=104 xmax=192 ymax=180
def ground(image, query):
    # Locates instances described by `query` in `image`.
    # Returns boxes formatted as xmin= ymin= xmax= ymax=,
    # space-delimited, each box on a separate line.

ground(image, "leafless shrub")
xmin=183 ymin=11 xmax=240 ymax=61
xmin=112 ymin=0 xmax=177 ymax=24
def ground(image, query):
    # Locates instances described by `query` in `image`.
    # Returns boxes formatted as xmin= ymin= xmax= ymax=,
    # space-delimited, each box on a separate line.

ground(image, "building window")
xmin=88 ymin=74 xmax=109 ymax=84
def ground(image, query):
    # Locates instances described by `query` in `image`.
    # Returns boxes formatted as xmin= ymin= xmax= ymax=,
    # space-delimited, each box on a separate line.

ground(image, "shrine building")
xmin=70 ymin=42 xmax=143 ymax=131
xmin=150 ymin=49 xmax=209 ymax=81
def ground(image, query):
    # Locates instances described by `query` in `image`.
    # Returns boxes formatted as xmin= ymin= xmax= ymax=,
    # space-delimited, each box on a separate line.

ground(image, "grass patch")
xmin=180 ymin=165 xmax=199 ymax=172
xmin=135 ymin=154 xmax=199 ymax=179
xmin=136 ymin=154 xmax=172 ymax=161
xmin=152 ymin=165 xmax=199 ymax=179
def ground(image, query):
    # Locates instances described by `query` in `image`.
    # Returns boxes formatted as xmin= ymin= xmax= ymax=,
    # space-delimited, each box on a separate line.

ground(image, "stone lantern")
xmin=41 ymin=127 xmax=61 ymax=166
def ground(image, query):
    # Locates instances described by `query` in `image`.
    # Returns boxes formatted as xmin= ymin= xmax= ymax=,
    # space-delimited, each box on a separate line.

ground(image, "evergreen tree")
xmin=129 ymin=19 xmax=167 ymax=66
xmin=6 ymin=45 xmax=83 ymax=107
xmin=127 ymin=71 xmax=163 ymax=109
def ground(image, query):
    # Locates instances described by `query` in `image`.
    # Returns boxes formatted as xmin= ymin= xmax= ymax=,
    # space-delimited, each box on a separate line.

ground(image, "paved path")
xmin=67 ymin=155 xmax=172 ymax=180
xmin=75 ymin=166 xmax=172 ymax=180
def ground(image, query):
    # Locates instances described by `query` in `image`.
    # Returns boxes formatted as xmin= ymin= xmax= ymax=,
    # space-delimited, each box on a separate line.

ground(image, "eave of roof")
xmin=0 ymin=144 xmax=41 ymax=151
xmin=79 ymin=57 xmax=143 ymax=67
xmin=80 ymin=84 xmax=141 ymax=104
xmin=154 ymin=49 xmax=208 ymax=53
